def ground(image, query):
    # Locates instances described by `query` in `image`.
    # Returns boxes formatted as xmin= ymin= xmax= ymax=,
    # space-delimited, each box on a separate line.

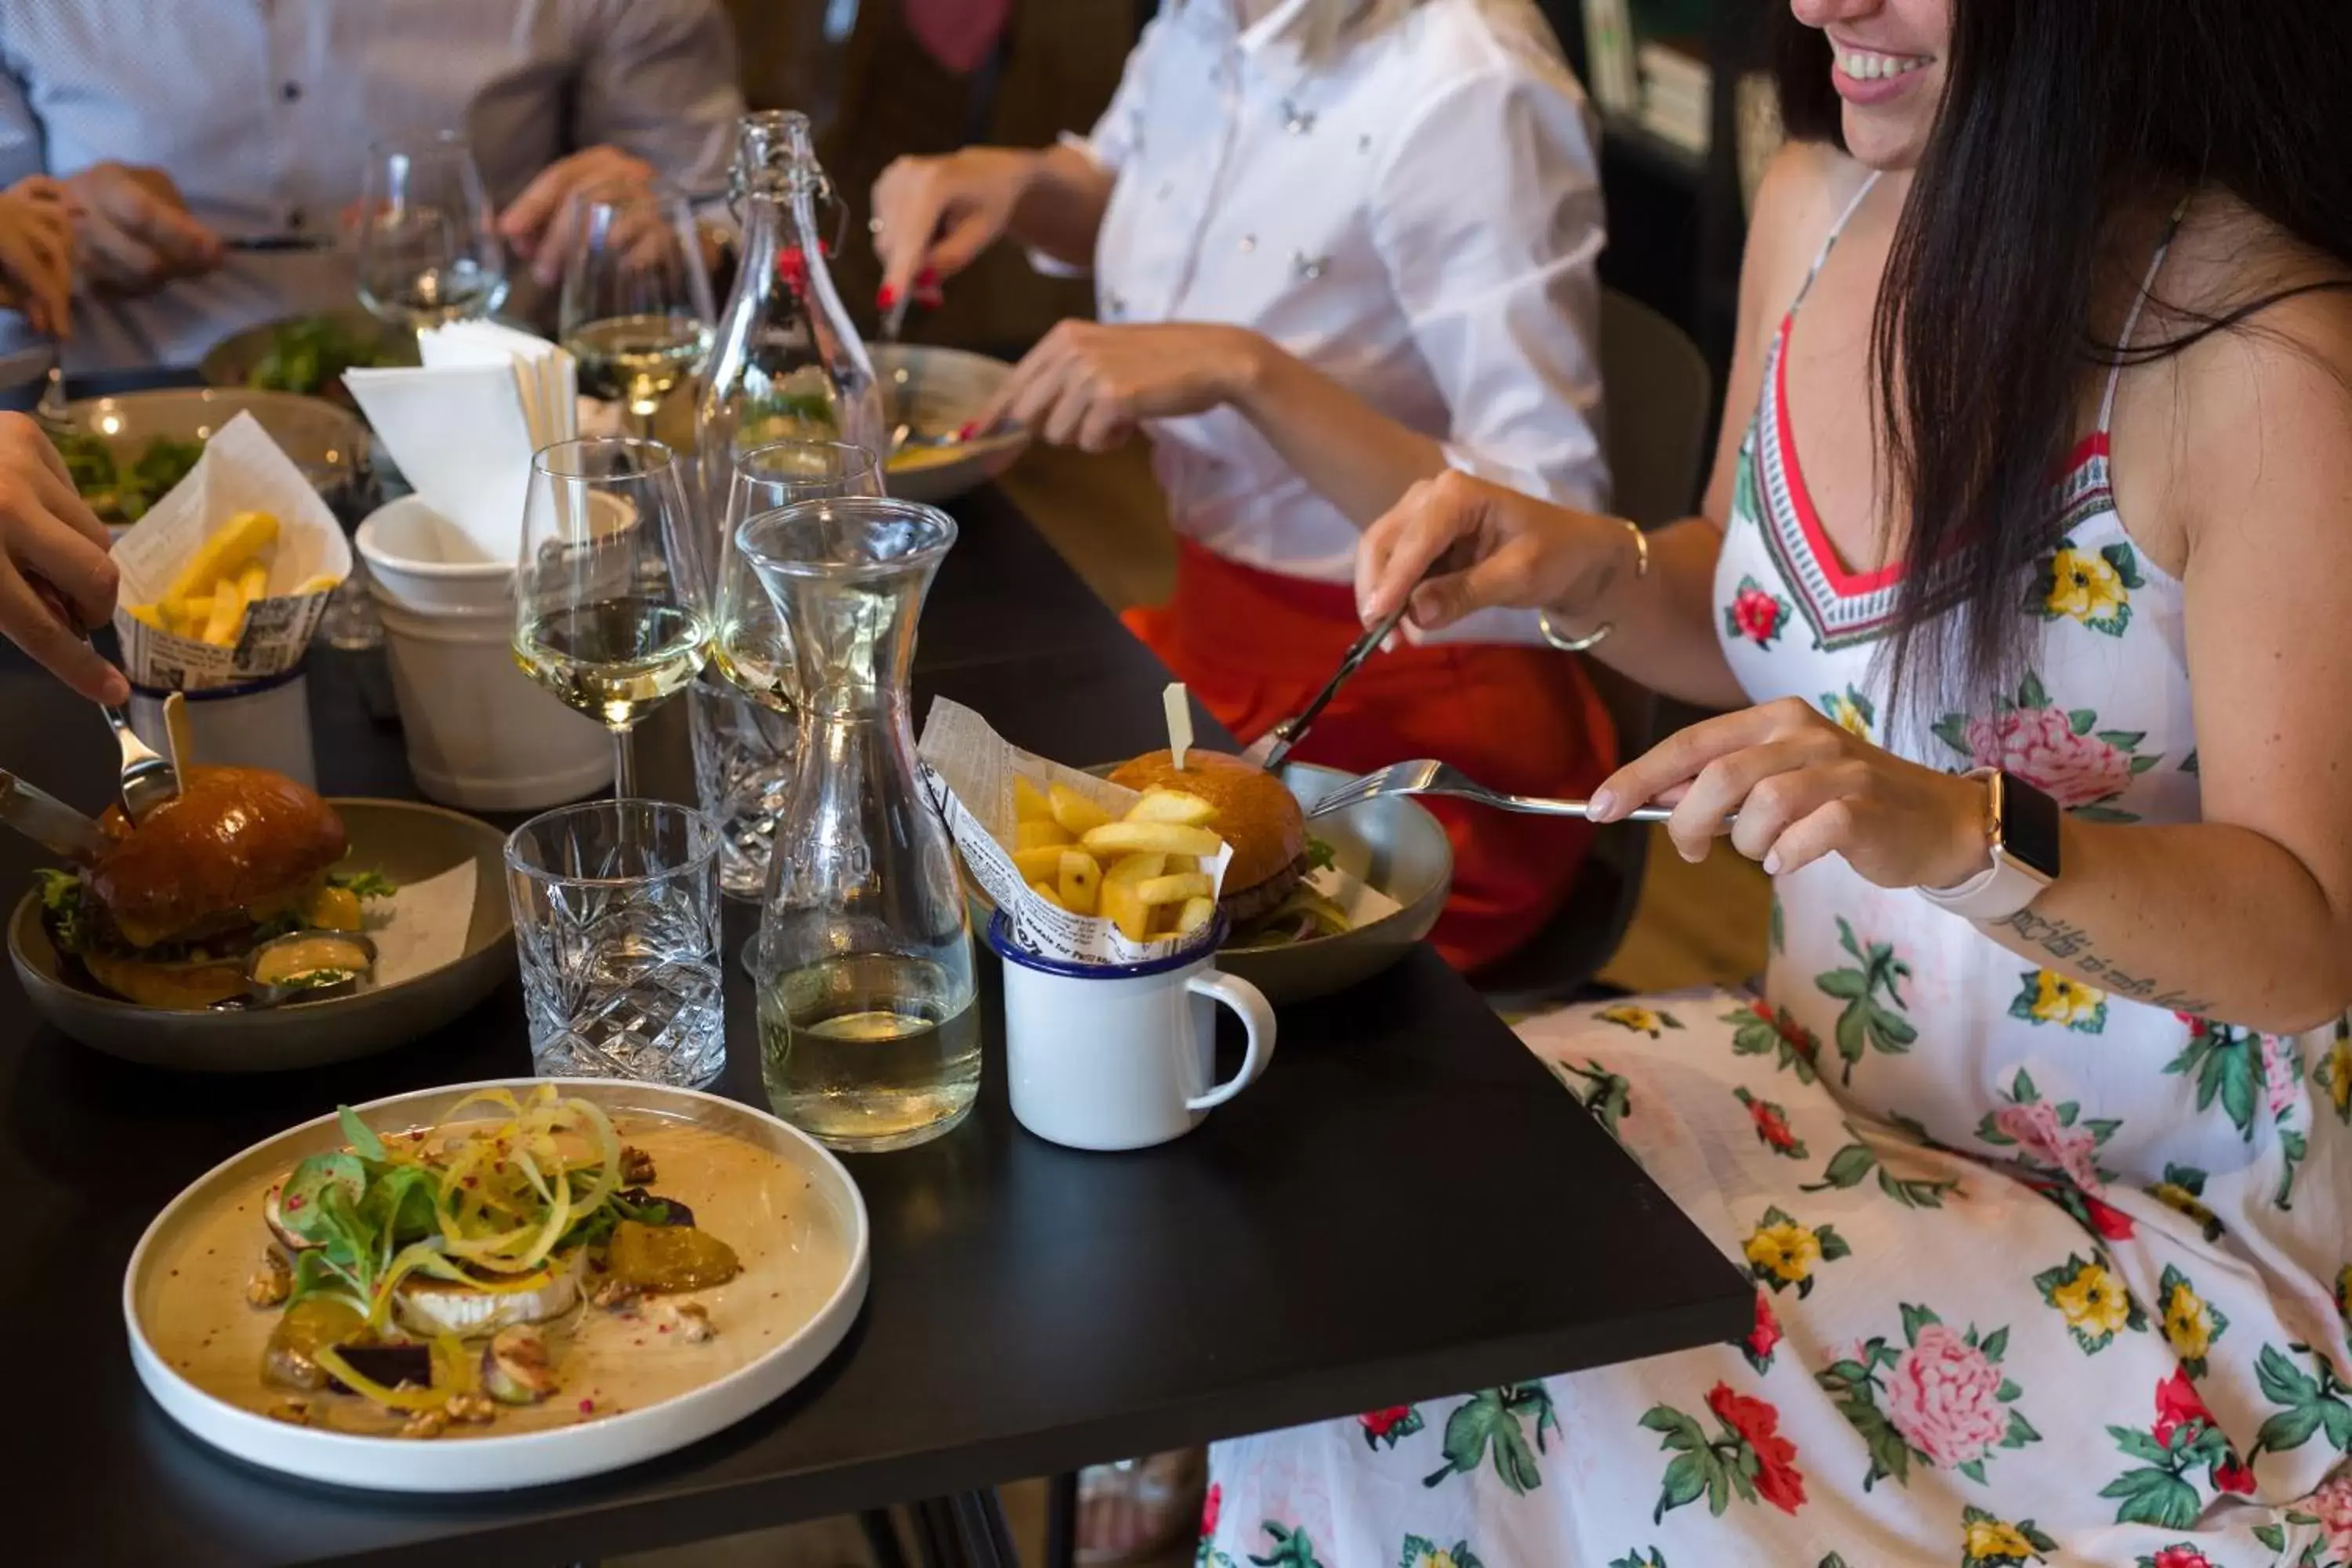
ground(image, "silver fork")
xmin=1305 ymin=758 xmax=1681 ymax=823
xmin=96 ymin=687 xmax=179 ymax=822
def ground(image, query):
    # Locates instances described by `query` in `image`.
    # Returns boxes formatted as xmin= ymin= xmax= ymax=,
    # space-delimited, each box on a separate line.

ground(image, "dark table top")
xmin=1 ymin=483 xmax=1747 ymax=1567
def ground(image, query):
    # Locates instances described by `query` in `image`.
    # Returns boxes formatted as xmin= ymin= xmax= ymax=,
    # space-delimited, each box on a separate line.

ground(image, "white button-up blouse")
xmin=1073 ymin=0 xmax=1608 ymax=646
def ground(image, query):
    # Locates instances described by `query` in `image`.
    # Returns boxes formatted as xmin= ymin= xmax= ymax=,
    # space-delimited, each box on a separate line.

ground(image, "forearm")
xmin=1559 ymin=516 xmax=1748 ymax=710
xmin=1225 ymin=339 xmax=1451 ymax=526
xmin=1006 ymin=144 xmax=1116 ymax=272
xmin=1985 ymin=818 xmax=2352 ymax=1033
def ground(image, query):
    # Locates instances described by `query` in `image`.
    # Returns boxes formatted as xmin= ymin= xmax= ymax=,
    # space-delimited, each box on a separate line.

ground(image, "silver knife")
xmin=0 ymin=769 xmax=111 ymax=862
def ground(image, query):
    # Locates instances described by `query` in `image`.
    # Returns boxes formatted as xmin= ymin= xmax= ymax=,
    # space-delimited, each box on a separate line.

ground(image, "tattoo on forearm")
xmin=2000 ymin=910 xmax=2216 ymax=1014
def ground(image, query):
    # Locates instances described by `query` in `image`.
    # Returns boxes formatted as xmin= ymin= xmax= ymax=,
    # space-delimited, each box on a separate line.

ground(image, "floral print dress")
xmin=1198 ymin=187 xmax=2352 ymax=1567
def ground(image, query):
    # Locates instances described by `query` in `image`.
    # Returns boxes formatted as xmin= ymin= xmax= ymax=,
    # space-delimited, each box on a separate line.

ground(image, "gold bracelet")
xmin=1537 ymin=521 xmax=1650 ymax=653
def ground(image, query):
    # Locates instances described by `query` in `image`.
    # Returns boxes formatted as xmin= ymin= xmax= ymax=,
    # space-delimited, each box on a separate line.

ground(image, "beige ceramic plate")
xmin=968 ymin=762 xmax=1453 ymax=1007
xmin=8 ymin=798 xmax=514 ymax=1073
xmin=126 ymin=1079 xmax=869 ymax=1491
xmin=873 ymin=344 xmax=1031 ymax=503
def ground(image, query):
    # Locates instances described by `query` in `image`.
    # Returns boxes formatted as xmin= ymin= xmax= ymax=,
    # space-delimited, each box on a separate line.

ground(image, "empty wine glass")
xmin=557 ymin=180 xmax=717 ymax=438
xmin=355 ymin=132 xmax=508 ymax=333
xmin=695 ymin=439 xmax=883 ymax=900
xmin=513 ymin=437 xmax=711 ymax=797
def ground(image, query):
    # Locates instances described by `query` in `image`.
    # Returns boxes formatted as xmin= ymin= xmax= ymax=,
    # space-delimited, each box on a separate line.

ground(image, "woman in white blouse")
xmin=873 ymin=0 xmax=1615 ymax=975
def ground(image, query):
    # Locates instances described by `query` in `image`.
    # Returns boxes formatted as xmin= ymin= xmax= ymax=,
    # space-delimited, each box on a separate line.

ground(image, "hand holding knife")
xmin=0 ymin=769 xmax=111 ymax=862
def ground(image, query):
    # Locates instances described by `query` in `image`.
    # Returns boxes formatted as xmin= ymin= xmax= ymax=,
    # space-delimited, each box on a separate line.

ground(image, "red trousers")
xmin=1123 ymin=539 xmax=1614 ymax=973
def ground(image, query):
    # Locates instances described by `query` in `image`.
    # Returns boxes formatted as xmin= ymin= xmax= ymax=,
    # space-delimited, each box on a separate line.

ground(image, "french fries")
xmin=1080 ymin=819 xmax=1224 ymax=860
xmin=1014 ymin=818 xmax=1073 ymax=852
xmin=129 ymin=506 xmax=293 ymax=648
xmin=1007 ymin=773 xmax=1233 ymax=942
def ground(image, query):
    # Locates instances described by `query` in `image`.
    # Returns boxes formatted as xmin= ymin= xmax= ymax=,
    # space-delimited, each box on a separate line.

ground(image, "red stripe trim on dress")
xmin=1772 ymin=313 xmax=1903 ymax=599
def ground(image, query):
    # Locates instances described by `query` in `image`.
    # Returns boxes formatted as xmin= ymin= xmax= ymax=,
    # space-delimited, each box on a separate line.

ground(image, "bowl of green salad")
xmin=52 ymin=388 xmax=375 ymax=529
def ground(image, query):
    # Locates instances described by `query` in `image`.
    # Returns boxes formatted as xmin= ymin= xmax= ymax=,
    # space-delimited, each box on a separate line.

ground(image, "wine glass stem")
xmin=612 ymin=724 xmax=637 ymax=799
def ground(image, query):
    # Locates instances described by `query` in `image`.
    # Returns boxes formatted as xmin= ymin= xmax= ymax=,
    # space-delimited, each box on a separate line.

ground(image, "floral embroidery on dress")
xmin=1599 ymin=1003 xmax=1682 ymax=1038
xmin=1421 ymin=1386 xmax=1559 ymax=1494
xmin=1555 ymin=1060 xmax=1632 ymax=1139
xmin=1932 ymin=671 xmax=2161 ymax=822
xmin=1745 ymin=1207 xmax=1850 ymax=1298
xmin=1360 ymin=1406 xmax=1425 ymax=1450
xmin=1734 ymin=1087 xmax=1809 ymax=1157
xmin=2319 ymin=1021 xmax=2352 ymax=1125
xmin=1247 ymin=1521 xmax=1327 ymax=1568
xmin=1961 ymin=1506 xmax=2059 ymax=1567
xmin=2031 ymin=1252 xmax=2147 ymax=1352
xmin=1801 ymin=1121 xmax=1964 ymax=1210
xmin=1606 ymin=1550 xmax=1668 ymax=1568
xmin=1976 ymin=1069 xmax=2120 ymax=1191
xmin=2100 ymin=1370 xmax=2254 ymax=1528
xmin=1724 ymin=575 xmax=1794 ymax=649
xmin=2134 ymin=1547 xmax=2218 ymax=1568
xmin=2157 ymin=1265 xmax=2228 ymax=1377
xmin=1813 ymin=918 xmax=1917 ymax=1083
xmin=1742 ymin=1290 xmax=1784 ymax=1374
xmin=1397 ymin=1535 xmax=1483 ymax=1568
xmin=2279 ymin=1472 xmax=2352 ymax=1563
xmin=2246 ymin=1344 xmax=2352 ymax=1469
xmin=1725 ymin=999 xmax=1822 ymax=1083
xmin=2028 ymin=537 xmax=2142 ymax=636
xmin=1641 ymin=1381 xmax=1809 ymax=1521
xmin=1820 ymin=685 xmax=1875 ymax=739
xmin=1816 ymin=1305 xmax=2038 ymax=1488
xmin=2009 ymin=970 xmax=2108 ymax=1034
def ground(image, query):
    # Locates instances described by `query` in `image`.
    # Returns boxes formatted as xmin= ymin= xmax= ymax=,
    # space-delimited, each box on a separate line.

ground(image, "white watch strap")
xmin=1917 ymin=855 xmax=2046 ymax=923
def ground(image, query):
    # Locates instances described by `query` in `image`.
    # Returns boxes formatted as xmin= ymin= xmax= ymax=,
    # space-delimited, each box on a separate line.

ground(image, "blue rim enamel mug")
xmin=987 ymin=913 xmax=1276 ymax=1152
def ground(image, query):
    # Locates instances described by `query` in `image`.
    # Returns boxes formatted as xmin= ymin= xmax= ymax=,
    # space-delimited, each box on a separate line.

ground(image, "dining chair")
xmin=1475 ymin=289 xmax=1712 ymax=1011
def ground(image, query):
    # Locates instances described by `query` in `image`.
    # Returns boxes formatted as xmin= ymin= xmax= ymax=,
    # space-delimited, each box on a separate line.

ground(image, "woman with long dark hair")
xmin=1203 ymin=0 xmax=2352 ymax=1561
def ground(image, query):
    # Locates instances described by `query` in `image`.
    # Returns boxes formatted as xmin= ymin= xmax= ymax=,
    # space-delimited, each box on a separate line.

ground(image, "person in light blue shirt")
xmin=0 ymin=0 xmax=744 ymax=371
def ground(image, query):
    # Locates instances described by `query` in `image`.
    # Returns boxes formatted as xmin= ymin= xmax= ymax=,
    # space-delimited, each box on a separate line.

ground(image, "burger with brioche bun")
xmin=1109 ymin=750 xmax=1345 ymax=946
xmin=34 ymin=766 xmax=392 ymax=1009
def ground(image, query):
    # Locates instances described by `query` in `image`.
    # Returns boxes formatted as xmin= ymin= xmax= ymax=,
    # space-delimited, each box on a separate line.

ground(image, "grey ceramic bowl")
xmin=8 ymin=799 xmax=514 ymax=1073
xmin=874 ymin=344 xmax=1032 ymax=503
xmin=970 ymin=761 xmax=1453 ymax=1007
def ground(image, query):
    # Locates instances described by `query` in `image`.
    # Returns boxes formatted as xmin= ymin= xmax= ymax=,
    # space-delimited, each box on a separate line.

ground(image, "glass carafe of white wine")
xmin=738 ymin=495 xmax=977 ymax=1151
xmin=695 ymin=109 xmax=887 ymax=510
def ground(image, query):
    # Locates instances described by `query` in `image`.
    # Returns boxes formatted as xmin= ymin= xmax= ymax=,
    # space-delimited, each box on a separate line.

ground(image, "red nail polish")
xmin=876 ymin=284 xmax=898 ymax=309
xmin=915 ymin=288 xmax=945 ymax=310
xmin=916 ymin=267 xmax=939 ymax=288
xmin=956 ymin=420 xmax=980 ymax=441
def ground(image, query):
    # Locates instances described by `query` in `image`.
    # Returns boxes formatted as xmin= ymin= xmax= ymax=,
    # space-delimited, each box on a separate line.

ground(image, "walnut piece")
xmin=618 ymin=1145 xmax=656 ymax=1185
xmin=670 ymin=1301 xmax=716 ymax=1344
xmin=245 ymin=1250 xmax=292 ymax=1308
xmin=588 ymin=1276 xmax=643 ymax=1312
xmin=443 ymin=1392 xmax=497 ymax=1425
xmin=400 ymin=1409 xmax=449 ymax=1440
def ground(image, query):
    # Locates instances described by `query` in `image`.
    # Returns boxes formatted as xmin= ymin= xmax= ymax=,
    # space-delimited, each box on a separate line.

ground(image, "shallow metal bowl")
xmin=874 ymin=344 xmax=1031 ymax=503
xmin=970 ymin=761 xmax=1453 ymax=1007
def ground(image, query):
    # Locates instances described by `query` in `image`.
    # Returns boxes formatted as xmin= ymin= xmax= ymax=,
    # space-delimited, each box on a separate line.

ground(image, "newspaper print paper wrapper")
xmin=917 ymin=698 xmax=1235 ymax=965
xmin=108 ymin=412 xmax=353 ymax=691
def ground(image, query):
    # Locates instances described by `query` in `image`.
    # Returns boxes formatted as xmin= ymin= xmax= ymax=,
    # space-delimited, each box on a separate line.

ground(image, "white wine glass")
xmin=514 ymin=437 xmax=711 ymax=798
xmin=355 ymin=132 xmax=507 ymax=332
xmin=711 ymin=438 xmax=884 ymax=710
xmin=557 ymin=180 xmax=717 ymax=439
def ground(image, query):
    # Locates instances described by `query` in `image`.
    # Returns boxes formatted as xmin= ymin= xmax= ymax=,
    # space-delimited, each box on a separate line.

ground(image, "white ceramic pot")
xmin=358 ymin=497 xmax=613 ymax=811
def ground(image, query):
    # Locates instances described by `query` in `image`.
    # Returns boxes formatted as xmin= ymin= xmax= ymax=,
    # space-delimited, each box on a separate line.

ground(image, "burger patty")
xmin=1218 ymin=852 xmax=1309 ymax=927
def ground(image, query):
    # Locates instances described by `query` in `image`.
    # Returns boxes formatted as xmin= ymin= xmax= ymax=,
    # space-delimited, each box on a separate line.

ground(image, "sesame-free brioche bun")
xmin=89 ymin=766 xmax=347 ymax=949
xmin=1109 ymin=750 xmax=1307 ymax=924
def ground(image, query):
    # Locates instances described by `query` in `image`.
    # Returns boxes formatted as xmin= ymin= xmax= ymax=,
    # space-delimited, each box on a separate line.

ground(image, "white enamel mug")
xmin=988 ymin=913 xmax=1276 ymax=1152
